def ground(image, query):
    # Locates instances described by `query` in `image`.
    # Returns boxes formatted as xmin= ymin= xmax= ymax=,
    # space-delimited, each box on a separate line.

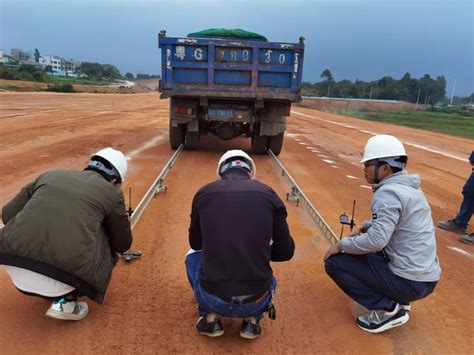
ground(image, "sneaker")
xmin=196 ymin=316 xmax=224 ymax=337
xmin=240 ymin=319 xmax=262 ymax=340
xmin=357 ymin=304 xmax=409 ymax=333
xmin=45 ymin=298 xmax=88 ymax=321
xmin=438 ymin=219 xmax=468 ymax=234
xmin=460 ymin=233 xmax=474 ymax=245
xmin=400 ymin=304 xmax=411 ymax=312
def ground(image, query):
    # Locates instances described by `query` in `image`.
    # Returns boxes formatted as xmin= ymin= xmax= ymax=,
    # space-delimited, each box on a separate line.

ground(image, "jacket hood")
xmin=375 ymin=171 xmax=420 ymax=191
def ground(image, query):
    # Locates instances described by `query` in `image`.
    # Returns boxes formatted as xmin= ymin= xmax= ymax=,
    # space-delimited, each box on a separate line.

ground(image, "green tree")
xmin=77 ymin=62 xmax=122 ymax=80
xmin=320 ymin=69 xmax=334 ymax=97
xmin=125 ymin=72 xmax=134 ymax=80
xmin=320 ymin=69 xmax=334 ymax=82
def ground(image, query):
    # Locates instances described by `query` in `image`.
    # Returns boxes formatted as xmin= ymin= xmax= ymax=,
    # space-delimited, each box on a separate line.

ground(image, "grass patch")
xmin=47 ymin=76 xmax=109 ymax=86
xmin=0 ymin=85 xmax=21 ymax=91
xmin=327 ymin=108 xmax=474 ymax=139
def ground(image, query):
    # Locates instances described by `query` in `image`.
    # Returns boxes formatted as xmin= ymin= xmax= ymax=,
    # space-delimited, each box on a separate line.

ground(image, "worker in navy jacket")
xmin=186 ymin=149 xmax=295 ymax=340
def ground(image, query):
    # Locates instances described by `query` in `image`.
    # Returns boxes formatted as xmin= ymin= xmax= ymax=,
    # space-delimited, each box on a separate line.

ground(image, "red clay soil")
xmin=0 ymin=79 xmax=153 ymax=94
xmin=0 ymin=92 xmax=472 ymax=354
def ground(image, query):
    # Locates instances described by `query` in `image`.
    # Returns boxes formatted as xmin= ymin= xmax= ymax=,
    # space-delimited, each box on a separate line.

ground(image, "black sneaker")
xmin=240 ymin=319 xmax=262 ymax=340
xmin=357 ymin=304 xmax=409 ymax=333
xmin=438 ymin=219 xmax=468 ymax=234
xmin=196 ymin=316 xmax=224 ymax=337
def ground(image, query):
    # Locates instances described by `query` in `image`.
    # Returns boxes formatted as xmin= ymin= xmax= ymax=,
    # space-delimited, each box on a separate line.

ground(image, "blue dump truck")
xmin=158 ymin=29 xmax=305 ymax=155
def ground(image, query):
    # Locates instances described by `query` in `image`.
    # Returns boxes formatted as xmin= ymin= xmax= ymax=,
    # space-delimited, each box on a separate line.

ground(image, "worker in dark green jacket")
xmin=0 ymin=148 xmax=133 ymax=321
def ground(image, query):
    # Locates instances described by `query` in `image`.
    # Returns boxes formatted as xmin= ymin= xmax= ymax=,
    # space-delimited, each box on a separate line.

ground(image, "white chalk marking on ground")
xmin=126 ymin=133 xmax=167 ymax=159
xmin=323 ymin=159 xmax=336 ymax=164
xmin=447 ymin=246 xmax=474 ymax=259
xmin=360 ymin=185 xmax=372 ymax=189
xmin=305 ymin=146 xmax=318 ymax=150
xmin=317 ymin=154 xmax=329 ymax=158
xmin=360 ymin=129 xmax=377 ymax=135
xmin=285 ymin=132 xmax=300 ymax=139
xmin=298 ymin=142 xmax=307 ymax=145
xmin=346 ymin=175 xmax=358 ymax=179
xmin=291 ymin=110 xmax=468 ymax=162
xmin=331 ymin=165 xmax=339 ymax=169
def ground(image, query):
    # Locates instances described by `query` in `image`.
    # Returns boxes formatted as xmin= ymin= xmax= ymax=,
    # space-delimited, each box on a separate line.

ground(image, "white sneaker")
xmin=401 ymin=304 xmax=411 ymax=312
xmin=357 ymin=303 xmax=409 ymax=333
xmin=45 ymin=298 xmax=89 ymax=321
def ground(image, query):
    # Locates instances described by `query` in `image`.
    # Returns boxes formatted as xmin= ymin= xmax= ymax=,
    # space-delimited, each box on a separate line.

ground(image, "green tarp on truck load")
xmin=187 ymin=28 xmax=268 ymax=41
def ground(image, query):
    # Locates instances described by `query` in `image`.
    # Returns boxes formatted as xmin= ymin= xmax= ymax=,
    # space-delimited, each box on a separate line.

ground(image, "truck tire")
xmin=169 ymin=123 xmax=184 ymax=150
xmin=251 ymin=127 xmax=268 ymax=155
xmin=185 ymin=130 xmax=200 ymax=150
xmin=267 ymin=133 xmax=284 ymax=155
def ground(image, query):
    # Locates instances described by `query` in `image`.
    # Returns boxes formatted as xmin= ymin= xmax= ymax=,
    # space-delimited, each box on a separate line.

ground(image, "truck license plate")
xmin=208 ymin=109 xmax=234 ymax=119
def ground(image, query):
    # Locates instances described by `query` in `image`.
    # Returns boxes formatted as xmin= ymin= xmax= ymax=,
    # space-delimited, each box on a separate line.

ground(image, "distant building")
xmin=61 ymin=57 xmax=76 ymax=72
xmin=0 ymin=49 xmax=13 ymax=64
xmin=39 ymin=55 xmax=62 ymax=71
xmin=11 ymin=48 xmax=30 ymax=61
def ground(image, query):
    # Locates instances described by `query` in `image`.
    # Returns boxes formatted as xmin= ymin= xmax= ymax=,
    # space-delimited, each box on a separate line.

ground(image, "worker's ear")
xmin=110 ymin=178 xmax=121 ymax=187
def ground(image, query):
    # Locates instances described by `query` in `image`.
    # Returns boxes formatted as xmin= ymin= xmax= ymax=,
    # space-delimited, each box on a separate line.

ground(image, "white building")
xmin=39 ymin=55 xmax=62 ymax=71
xmin=0 ymin=49 xmax=11 ymax=64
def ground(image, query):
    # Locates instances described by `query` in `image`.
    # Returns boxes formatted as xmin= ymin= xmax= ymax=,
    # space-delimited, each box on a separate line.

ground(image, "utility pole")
xmin=450 ymin=80 xmax=456 ymax=106
xmin=416 ymin=88 xmax=421 ymax=104
xmin=327 ymin=84 xmax=330 ymax=97
xmin=369 ymin=87 xmax=372 ymax=100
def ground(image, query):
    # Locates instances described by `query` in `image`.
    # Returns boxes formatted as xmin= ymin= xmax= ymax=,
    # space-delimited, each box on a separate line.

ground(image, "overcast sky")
xmin=1 ymin=0 xmax=473 ymax=95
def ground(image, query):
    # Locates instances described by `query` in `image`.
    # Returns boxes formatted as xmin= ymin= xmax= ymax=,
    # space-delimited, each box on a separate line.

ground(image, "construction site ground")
xmin=0 ymin=92 xmax=472 ymax=354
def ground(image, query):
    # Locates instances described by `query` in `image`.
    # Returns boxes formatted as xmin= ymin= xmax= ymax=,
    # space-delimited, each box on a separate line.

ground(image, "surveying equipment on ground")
xmin=339 ymin=200 xmax=356 ymax=239
xmin=121 ymin=186 xmax=143 ymax=262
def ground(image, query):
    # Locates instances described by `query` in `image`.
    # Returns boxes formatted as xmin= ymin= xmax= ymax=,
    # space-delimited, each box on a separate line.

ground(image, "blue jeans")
xmin=455 ymin=171 xmax=474 ymax=226
xmin=325 ymin=252 xmax=437 ymax=311
xmin=185 ymin=251 xmax=275 ymax=320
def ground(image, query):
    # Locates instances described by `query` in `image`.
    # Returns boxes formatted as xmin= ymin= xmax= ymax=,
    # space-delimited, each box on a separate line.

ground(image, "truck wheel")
xmin=185 ymin=130 xmax=200 ymax=150
xmin=251 ymin=128 xmax=268 ymax=155
xmin=267 ymin=133 xmax=284 ymax=155
xmin=169 ymin=123 xmax=184 ymax=150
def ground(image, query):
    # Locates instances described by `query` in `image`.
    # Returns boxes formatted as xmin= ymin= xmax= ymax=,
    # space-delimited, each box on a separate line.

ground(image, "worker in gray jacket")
xmin=324 ymin=135 xmax=441 ymax=334
xmin=0 ymin=148 xmax=133 ymax=321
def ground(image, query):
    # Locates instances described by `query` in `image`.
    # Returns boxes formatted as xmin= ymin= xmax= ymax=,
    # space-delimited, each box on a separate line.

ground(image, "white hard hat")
xmin=360 ymin=135 xmax=407 ymax=163
xmin=217 ymin=149 xmax=256 ymax=179
xmin=91 ymin=147 xmax=128 ymax=181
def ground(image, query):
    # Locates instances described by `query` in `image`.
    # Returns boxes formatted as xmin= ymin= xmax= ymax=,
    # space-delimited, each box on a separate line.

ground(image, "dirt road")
xmin=0 ymin=92 xmax=472 ymax=353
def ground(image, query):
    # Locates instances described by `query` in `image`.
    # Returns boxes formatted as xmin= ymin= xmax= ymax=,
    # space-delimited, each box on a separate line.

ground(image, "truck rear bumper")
xmin=161 ymin=89 xmax=299 ymax=102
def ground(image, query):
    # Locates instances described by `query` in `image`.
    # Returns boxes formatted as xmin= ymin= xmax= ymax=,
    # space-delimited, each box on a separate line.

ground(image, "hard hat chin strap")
xmin=89 ymin=160 xmax=120 ymax=180
xmin=220 ymin=159 xmax=252 ymax=176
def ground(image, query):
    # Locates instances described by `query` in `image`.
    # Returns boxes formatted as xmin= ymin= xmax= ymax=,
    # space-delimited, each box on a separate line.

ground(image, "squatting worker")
xmin=324 ymin=135 xmax=441 ymax=334
xmin=0 ymin=148 xmax=133 ymax=321
xmin=185 ymin=150 xmax=295 ymax=340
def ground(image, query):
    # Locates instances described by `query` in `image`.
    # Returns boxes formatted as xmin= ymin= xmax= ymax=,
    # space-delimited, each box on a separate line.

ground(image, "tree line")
xmin=302 ymin=69 xmax=451 ymax=106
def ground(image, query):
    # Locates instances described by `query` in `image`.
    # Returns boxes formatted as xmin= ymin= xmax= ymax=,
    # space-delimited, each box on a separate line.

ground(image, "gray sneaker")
xmin=357 ymin=304 xmax=409 ymax=333
xmin=460 ymin=233 xmax=474 ymax=245
xmin=45 ymin=298 xmax=88 ymax=321
xmin=438 ymin=219 xmax=468 ymax=234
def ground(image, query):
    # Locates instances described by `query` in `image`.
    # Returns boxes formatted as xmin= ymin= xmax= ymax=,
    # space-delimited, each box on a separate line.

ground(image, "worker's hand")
xmin=324 ymin=243 xmax=342 ymax=261
xmin=347 ymin=224 xmax=364 ymax=237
